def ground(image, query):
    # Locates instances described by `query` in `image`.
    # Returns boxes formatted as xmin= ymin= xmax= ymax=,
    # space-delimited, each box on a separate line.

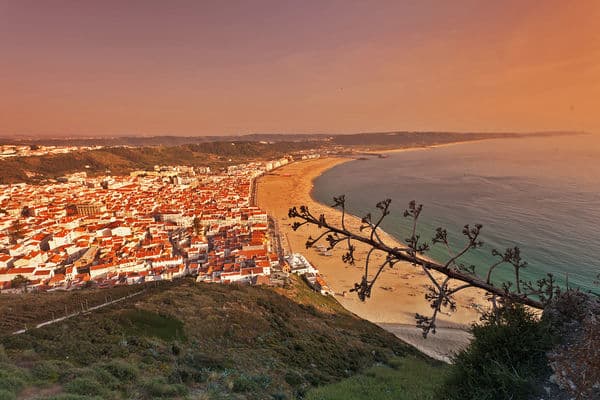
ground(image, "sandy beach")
xmin=256 ymin=156 xmax=489 ymax=361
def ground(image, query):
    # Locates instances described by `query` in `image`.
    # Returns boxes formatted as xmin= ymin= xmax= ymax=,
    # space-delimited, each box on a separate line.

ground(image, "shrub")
xmin=90 ymin=367 xmax=119 ymax=389
xmin=167 ymin=364 xmax=205 ymax=384
xmin=442 ymin=304 xmax=554 ymax=400
xmin=64 ymin=377 xmax=105 ymax=397
xmin=118 ymin=309 xmax=184 ymax=341
xmin=232 ymin=375 xmax=258 ymax=392
xmin=42 ymin=395 xmax=104 ymax=400
xmin=0 ymin=389 xmax=16 ymax=400
xmin=141 ymin=377 xmax=187 ymax=398
xmin=19 ymin=349 xmax=39 ymax=362
xmin=183 ymin=351 xmax=229 ymax=370
xmin=252 ymin=374 xmax=272 ymax=389
xmin=284 ymin=371 xmax=304 ymax=386
xmin=231 ymin=374 xmax=271 ymax=392
xmin=98 ymin=359 xmax=138 ymax=381
xmin=0 ymin=364 xmax=28 ymax=394
xmin=31 ymin=360 xmax=74 ymax=383
xmin=0 ymin=345 xmax=8 ymax=363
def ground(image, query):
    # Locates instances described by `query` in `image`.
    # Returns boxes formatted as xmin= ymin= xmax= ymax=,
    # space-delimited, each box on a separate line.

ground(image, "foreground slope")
xmin=0 ymin=278 xmax=443 ymax=399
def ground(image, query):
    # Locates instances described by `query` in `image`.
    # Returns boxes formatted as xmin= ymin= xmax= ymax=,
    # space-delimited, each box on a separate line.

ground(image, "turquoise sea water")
xmin=312 ymin=134 xmax=600 ymax=293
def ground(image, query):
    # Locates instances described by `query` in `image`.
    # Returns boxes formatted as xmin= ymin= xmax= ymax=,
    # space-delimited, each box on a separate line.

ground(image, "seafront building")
xmin=0 ymin=160 xmax=294 ymax=292
xmin=284 ymin=253 xmax=331 ymax=295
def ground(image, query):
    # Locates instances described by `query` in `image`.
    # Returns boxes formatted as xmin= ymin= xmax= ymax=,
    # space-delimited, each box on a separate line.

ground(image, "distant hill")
xmin=0 ymin=131 xmax=579 ymax=184
xmin=0 ymin=141 xmax=320 ymax=184
xmin=0 ymin=133 xmax=330 ymax=147
xmin=1 ymin=130 xmax=578 ymax=147
xmin=0 ymin=278 xmax=440 ymax=399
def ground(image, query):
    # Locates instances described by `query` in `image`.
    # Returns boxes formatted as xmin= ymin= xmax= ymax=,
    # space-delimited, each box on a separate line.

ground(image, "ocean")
xmin=312 ymin=134 xmax=600 ymax=293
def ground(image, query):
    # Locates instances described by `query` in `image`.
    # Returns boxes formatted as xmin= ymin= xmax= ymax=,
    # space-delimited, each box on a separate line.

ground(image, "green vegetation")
xmin=2 ymin=268 xmax=573 ymax=399
xmin=139 ymin=377 xmax=187 ymax=398
xmin=303 ymin=303 xmax=573 ymax=400
xmin=0 ymin=363 xmax=28 ymax=394
xmin=0 ymin=278 xmax=436 ymax=399
xmin=305 ymin=356 xmax=448 ymax=400
xmin=0 ymin=284 xmax=148 ymax=335
xmin=64 ymin=377 xmax=107 ymax=397
xmin=118 ymin=309 xmax=184 ymax=341
xmin=442 ymin=305 xmax=555 ymax=400
xmin=0 ymin=276 xmax=586 ymax=399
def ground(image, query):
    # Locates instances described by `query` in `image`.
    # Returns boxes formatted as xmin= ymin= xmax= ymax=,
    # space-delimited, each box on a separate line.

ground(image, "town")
xmin=0 ymin=144 xmax=105 ymax=159
xmin=0 ymin=156 xmax=329 ymax=295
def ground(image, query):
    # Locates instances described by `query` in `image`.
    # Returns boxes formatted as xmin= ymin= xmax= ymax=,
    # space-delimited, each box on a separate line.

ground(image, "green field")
xmin=306 ymin=356 xmax=449 ymax=400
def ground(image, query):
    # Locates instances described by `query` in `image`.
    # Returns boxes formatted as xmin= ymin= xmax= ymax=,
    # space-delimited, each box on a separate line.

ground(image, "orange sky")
xmin=0 ymin=1 xmax=599 ymax=136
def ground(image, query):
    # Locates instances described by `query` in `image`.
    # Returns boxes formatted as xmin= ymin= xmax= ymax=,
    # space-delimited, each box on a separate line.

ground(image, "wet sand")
xmin=256 ymin=157 xmax=489 ymax=361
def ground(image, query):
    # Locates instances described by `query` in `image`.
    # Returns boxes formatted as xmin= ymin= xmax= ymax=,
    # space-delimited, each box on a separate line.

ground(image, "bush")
xmin=0 ymin=389 xmax=16 ymax=400
xmin=231 ymin=374 xmax=272 ymax=392
xmin=98 ymin=359 xmax=138 ymax=381
xmin=284 ymin=371 xmax=304 ymax=386
xmin=141 ymin=377 xmax=187 ymax=398
xmin=42 ymin=395 xmax=104 ymax=400
xmin=167 ymin=364 xmax=205 ymax=384
xmin=0 ymin=345 xmax=8 ymax=363
xmin=64 ymin=377 xmax=105 ymax=397
xmin=442 ymin=304 xmax=554 ymax=400
xmin=90 ymin=367 xmax=119 ymax=389
xmin=0 ymin=364 xmax=28 ymax=394
xmin=183 ymin=351 xmax=229 ymax=370
xmin=31 ymin=360 xmax=74 ymax=383
xmin=232 ymin=375 xmax=257 ymax=392
xmin=118 ymin=309 xmax=185 ymax=341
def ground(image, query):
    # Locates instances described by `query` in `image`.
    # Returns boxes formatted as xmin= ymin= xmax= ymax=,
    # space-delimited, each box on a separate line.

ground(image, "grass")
xmin=117 ymin=309 xmax=184 ymax=341
xmin=305 ymin=356 xmax=449 ymax=400
xmin=0 ymin=390 xmax=16 ymax=400
xmin=140 ymin=377 xmax=187 ymax=398
xmin=0 ymin=363 xmax=29 ymax=394
xmin=31 ymin=360 xmax=74 ymax=383
xmin=0 ymin=278 xmax=440 ymax=399
xmin=0 ymin=283 xmax=151 ymax=336
xmin=64 ymin=377 xmax=106 ymax=397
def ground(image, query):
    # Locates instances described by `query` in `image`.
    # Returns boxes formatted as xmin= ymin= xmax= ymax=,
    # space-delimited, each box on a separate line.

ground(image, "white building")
xmin=285 ymin=253 xmax=318 ymax=275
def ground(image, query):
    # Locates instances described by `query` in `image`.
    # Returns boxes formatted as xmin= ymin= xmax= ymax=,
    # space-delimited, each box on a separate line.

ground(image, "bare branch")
xmin=289 ymin=198 xmax=552 ymax=316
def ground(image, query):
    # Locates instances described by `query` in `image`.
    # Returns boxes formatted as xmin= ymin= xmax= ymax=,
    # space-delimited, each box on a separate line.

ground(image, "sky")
xmin=0 ymin=0 xmax=599 ymax=137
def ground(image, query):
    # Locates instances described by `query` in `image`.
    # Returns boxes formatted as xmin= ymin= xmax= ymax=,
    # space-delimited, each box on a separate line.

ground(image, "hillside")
xmin=0 ymin=131 xmax=576 ymax=148
xmin=0 ymin=278 xmax=445 ymax=399
xmin=0 ymin=132 xmax=568 ymax=184
xmin=0 ymin=141 xmax=320 ymax=184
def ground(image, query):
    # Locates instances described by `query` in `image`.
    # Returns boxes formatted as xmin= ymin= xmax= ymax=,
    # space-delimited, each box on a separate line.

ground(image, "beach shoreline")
xmin=256 ymin=154 xmax=490 ymax=361
xmin=374 ymin=138 xmax=492 ymax=155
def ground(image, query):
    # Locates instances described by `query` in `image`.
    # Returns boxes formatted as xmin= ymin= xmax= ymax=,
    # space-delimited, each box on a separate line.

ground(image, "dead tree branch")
xmin=289 ymin=197 xmax=562 ymax=337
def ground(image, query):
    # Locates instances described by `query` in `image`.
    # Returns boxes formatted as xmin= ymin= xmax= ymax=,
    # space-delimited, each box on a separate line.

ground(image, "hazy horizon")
xmin=0 ymin=130 xmax=592 ymax=140
xmin=1 ymin=1 xmax=599 ymax=137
